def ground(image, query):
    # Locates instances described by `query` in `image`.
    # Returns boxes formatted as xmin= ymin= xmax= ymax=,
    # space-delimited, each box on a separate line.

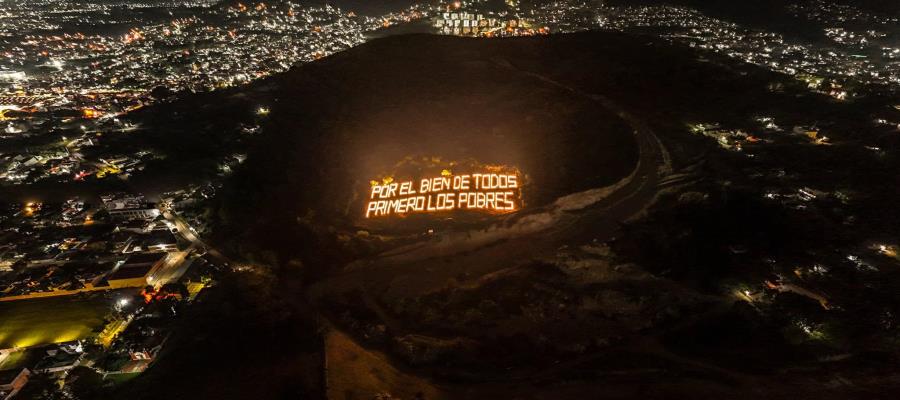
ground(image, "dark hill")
xmin=254 ymin=34 xmax=638 ymax=215
xmin=113 ymin=31 xmax=900 ymax=400
xmin=214 ymin=33 xmax=646 ymax=263
xmin=209 ymin=30 xmax=848 ymax=268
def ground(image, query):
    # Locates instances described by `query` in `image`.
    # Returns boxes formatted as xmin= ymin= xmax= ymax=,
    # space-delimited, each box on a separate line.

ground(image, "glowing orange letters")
xmin=366 ymin=173 xmax=519 ymax=218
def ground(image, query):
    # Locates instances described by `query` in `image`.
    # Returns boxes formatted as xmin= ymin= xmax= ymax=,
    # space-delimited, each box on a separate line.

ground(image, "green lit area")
xmin=0 ymin=294 xmax=118 ymax=349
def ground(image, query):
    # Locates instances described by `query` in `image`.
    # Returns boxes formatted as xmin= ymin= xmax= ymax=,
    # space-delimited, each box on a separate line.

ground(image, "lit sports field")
xmin=0 ymin=293 xmax=122 ymax=349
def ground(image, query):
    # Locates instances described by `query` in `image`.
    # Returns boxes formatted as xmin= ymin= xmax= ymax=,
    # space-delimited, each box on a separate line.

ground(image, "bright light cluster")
xmin=366 ymin=172 xmax=520 ymax=218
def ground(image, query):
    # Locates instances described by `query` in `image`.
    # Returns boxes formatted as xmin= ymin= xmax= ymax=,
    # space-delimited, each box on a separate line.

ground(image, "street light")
xmin=114 ymin=297 xmax=130 ymax=312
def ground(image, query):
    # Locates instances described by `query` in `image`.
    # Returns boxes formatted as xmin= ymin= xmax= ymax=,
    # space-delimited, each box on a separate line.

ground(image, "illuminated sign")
xmin=366 ymin=172 xmax=521 ymax=218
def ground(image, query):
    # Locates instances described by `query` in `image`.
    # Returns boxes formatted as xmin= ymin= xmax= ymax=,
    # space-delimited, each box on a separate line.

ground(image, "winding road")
xmin=304 ymin=59 xmax=753 ymax=398
xmin=309 ymin=62 xmax=683 ymax=321
xmin=347 ymin=64 xmax=673 ymax=270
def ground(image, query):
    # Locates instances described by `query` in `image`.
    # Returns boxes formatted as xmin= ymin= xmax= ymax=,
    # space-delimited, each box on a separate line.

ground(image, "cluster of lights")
xmin=366 ymin=171 xmax=520 ymax=218
xmin=519 ymin=1 xmax=900 ymax=96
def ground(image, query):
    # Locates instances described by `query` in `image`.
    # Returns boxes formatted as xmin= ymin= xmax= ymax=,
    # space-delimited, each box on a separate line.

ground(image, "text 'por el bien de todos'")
xmin=366 ymin=172 xmax=521 ymax=218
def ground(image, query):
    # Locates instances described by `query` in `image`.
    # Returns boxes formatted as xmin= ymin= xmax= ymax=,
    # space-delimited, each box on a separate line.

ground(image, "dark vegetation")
xmin=113 ymin=270 xmax=323 ymax=400
xmin=211 ymin=33 xmax=643 ymax=273
xmin=108 ymin=30 xmax=900 ymax=398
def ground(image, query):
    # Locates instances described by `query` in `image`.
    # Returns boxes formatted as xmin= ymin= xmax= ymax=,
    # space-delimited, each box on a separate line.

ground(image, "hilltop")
xmin=116 ymin=31 xmax=900 ymax=400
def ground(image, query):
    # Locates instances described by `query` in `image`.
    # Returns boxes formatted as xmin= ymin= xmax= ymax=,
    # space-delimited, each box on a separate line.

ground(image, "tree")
xmin=150 ymin=85 xmax=175 ymax=100
xmin=161 ymin=282 xmax=190 ymax=299
xmin=14 ymin=372 xmax=65 ymax=400
xmin=91 ymin=209 xmax=111 ymax=223
xmin=66 ymin=366 xmax=105 ymax=399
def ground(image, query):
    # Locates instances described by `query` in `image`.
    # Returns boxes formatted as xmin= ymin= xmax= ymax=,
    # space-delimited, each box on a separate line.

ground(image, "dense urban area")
xmin=1 ymin=0 xmax=899 ymax=399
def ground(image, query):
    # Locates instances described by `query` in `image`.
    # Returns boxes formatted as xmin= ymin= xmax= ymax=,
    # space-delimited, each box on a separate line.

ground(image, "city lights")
xmin=0 ymin=1 xmax=899 ymax=398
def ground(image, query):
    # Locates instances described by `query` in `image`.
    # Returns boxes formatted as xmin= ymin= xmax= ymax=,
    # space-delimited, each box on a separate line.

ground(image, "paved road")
xmin=517 ymin=67 xmax=672 ymax=246
xmin=147 ymin=250 xmax=191 ymax=287
xmin=163 ymin=210 xmax=232 ymax=266
xmin=141 ymin=210 xmax=237 ymax=288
